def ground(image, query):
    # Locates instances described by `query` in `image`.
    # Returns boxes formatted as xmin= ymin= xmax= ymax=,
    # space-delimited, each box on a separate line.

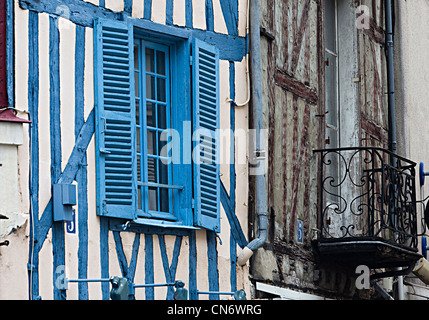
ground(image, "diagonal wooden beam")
xmin=158 ymin=234 xmax=182 ymax=299
xmin=275 ymin=68 xmax=318 ymax=105
xmin=219 ymin=0 xmax=238 ymax=36
xmin=220 ymin=181 xmax=247 ymax=248
xmin=113 ymin=231 xmax=129 ymax=278
xmin=290 ymin=0 xmax=311 ymax=74
xmin=37 ymin=108 xmax=95 ymax=246
xmin=127 ymin=233 xmax=141 ymax=282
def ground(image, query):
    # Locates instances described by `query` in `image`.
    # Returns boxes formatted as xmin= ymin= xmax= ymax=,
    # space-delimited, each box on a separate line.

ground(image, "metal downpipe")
xmin=385 ymin=0 xmax=397 ymax=156
xmin=237 ymin=0 xmax=268 ymax=267
xmin=385 ymin=0 xmax=404 ymax=300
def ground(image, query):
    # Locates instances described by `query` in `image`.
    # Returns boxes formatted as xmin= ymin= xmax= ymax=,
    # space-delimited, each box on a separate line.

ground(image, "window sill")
xmin=109 ymin=218 xmax=199 ymax=236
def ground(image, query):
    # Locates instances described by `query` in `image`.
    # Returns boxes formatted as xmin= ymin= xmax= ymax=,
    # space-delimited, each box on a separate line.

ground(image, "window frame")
xmin=323 ymin=0 xmax=360 ymax=149
xmin=324 ymin=0 xmax=340 ymax=149
xmin=132 ymin=27 xmax=194 ymax=228
xmin=324 ymin=0 xmax=341 ymax=206
xmin=322 ymin=0 xmax=362 ymax=236
xmin=134 ymin=38 xmax=175 ymax=220
xmin=95 ymin=18 xmax=221 ymax=232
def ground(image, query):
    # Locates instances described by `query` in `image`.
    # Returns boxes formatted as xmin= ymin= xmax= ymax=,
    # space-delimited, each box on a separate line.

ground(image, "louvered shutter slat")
xmin=94 ymin=19 xmax=137 ymax=220
xmin=192 ymin=39 xmax=221 ymax=232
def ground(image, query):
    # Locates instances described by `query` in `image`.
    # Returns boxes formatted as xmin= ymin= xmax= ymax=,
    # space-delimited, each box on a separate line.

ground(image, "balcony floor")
xmin=315 ymin=237 xmax=422 ymax=269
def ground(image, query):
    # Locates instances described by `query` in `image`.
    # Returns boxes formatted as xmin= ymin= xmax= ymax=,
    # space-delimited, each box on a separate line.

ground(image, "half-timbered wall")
xmin=0 ymin=0 xmax=250 ymax=300
xmin=252 ymin=0 xmax=389 ymax=299
xmin=358 ymin=0 xmax=388 ymax=149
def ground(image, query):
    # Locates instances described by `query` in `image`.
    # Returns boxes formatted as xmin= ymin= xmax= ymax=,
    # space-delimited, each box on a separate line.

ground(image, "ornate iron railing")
xmin=314 ymin=147 xmax=418 ymax=249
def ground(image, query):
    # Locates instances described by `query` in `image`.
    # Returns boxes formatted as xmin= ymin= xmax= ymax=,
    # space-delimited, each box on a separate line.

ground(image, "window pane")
xmin=137 ymin=186 xmax=142 ymax=210
xmin=135 ymin=100 xmax=140 ymax=125
xmin=136 ymin=127 xmax=141 ymax=153
xmin=325 ymin=0 xmax=337 ymax=53
xmin=147 ymin=102 xmax=155 ymax=127
xmin=147 ymin=157 xmax=157 ymax=182
xmin=159 ymin=160 xmax=168 ymax=185
xmin=145 ymin=48 xmax=155 ymax=73
xmin=157 ymin=78 xmax=166 ymax=102
xmin=159 ymin=132 xmax=168 ymax=158
xmin=156 ymin=51 xmax=166 ymax=75
xmin=135 ymin=72 xmax=140 ymax=98
xmin=147 ymin=130 xmax=156 ymax=155
xmin=148 ymin=187 xmax=158 ymax=211
xmin=137 ymin=155 xmax=141 ymax=181
xmin=325 ymin=52 xmax=338 ymax=128
xmin=159 ymin=188 xmax=169 ymax=213
xmin=134 ymin=45 xmax=139 ymax=70
xmin=146 ymin=75 xmax=155 ymax=100
xmin=158 ymin=104 xmax=167 ymax=129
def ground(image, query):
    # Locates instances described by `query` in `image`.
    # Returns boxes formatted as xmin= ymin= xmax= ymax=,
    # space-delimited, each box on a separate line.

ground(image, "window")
xmin=324 ymin=0 xmax=341 ymax=204
xmin=323 ymin=0 xmax=361 ymax=236
xmin=94 ymin=18 xmax=221 ymax=232
xmin=325 ymin=0 xmax=339 ymax=150
xmin=324 ymin=0 xmax=360 ymax=149
xmin=134 ymin=40 xmax=175 ymax=221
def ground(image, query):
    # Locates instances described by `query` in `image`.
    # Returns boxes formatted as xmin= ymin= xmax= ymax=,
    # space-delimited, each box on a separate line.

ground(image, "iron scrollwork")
xmin=314 ymin=147 xmax=418 ymax=249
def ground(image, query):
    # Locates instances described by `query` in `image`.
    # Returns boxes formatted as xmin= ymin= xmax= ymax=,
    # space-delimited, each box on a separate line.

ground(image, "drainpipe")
xmin=237 ymin=0 xmax=268 ymax=267
xmin=385 ymin=0 xmax=405 ymax=300
xmin=386 ymin=0 xmax=396 ymax=156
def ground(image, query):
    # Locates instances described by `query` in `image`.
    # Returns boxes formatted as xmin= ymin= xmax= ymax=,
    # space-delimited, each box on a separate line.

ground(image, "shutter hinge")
xmin=189 ymin=56 xmax=193 ymax=66
xmin=191 ymin=198 xmax=195 ymax=209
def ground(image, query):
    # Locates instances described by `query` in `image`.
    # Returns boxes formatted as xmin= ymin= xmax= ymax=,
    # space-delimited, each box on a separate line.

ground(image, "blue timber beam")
xmin=19 ymin=0 xmax=247 ymax=62
xmin=35 ymin=108 xmax=95 ymax=249
xmin=219 ymin=0 xmax=238 ymax=36
xmin=220 ymin=181 xmax=247 ymax=249
xmin=29 ymin=108 xmax=95 ymax=299
xmin=19 ymin=0 xmax=120 ymax=26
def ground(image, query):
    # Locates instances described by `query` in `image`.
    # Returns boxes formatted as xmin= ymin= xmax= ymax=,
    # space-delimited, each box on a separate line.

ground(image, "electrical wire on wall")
xmin=0 ymin=106 xmax=31 ymax=115
xmin=25 ymin=109 xmax=36 ymax=301
xmin=226 ymin=0 xmax=251 ymax=107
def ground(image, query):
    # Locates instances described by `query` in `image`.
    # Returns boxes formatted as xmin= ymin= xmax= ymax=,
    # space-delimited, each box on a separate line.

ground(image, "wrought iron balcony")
xmin=313 ymin=147 xmax=422 ymax=269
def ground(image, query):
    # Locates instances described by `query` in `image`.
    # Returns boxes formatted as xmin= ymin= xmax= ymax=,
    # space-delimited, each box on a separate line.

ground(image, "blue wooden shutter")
xmin=94 ymin=19 xmax=137 ymax=220
xmin=192 ymin=39 xmax=221 ymax=232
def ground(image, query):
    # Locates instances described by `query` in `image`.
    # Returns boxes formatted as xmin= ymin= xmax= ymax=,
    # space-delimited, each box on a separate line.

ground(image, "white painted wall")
xmin=0 ymin=123 xmax=28 ymax=238
xmin=395 ymin=0 xmax=429 ymax=300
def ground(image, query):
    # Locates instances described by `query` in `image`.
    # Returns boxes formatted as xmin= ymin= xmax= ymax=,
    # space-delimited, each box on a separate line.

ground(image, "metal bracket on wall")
xmin=132 ymin=280 xmax=188 ymax=300
xmin=197 ymin=289 xmax=247 ymax=300
xmin=0 ymin=240 xmax=9 ymax=247
xmin=420 ymin=162 xmax=429 ymax=186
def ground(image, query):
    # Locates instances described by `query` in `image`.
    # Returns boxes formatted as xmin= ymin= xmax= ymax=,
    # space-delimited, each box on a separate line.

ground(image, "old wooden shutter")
xmin=192 ymin=38 xmax=221 ymax=232
xmin=94 ymin=19 xmax=137 ymax=220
